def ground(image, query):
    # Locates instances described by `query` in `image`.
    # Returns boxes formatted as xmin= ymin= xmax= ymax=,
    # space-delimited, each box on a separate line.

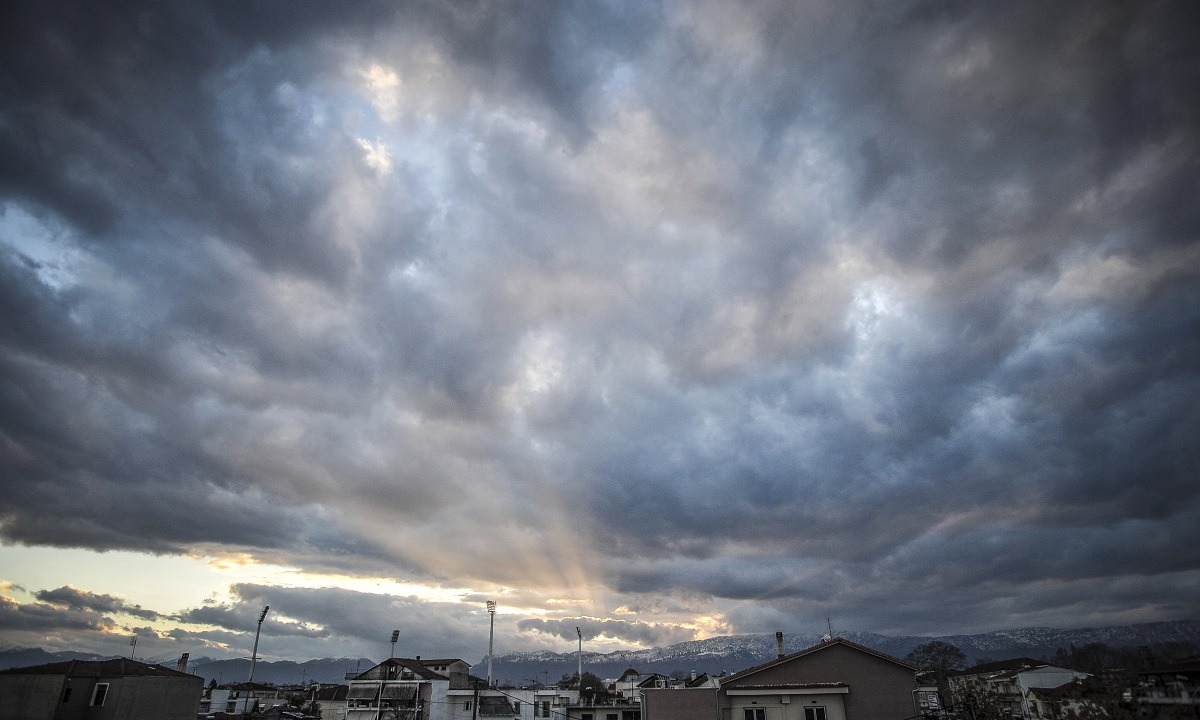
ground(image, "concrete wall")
xmin=642 ymin=687 xmax=720 ymax=720
xmin=0 ymin=674 xmax=202 ymax=720
xmin=728 ymin=692 xmax=848 ymax=720
xmin=108 ymin=675 xmax=205 ymax=720
xmin=0 ymin=674 xmax=66 ymax=720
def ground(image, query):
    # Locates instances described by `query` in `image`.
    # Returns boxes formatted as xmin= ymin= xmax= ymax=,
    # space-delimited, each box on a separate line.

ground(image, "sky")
xmin=1 ymin=0 xmax=1198 ymax=666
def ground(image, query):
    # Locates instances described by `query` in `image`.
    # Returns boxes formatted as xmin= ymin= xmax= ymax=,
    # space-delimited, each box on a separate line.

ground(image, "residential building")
xmin=0 ymin=657 xmax=204 ymax=720
xmin=344 ymin=657 xmax=473 ymax=720
xmin=947 ymin=659 xmax=1090 ymax=719
xmin=642 ymin=636 xmax=920 ymax=720
xmin=1134 ymin=657 xmax=1200 ymax=718
xmin=198 ymin=680 xmax=290 ymax=715
xmin=311 ymin=683 xmax=350 ymax=719
xmin=563 ymin=694 xmax=642 ymax=720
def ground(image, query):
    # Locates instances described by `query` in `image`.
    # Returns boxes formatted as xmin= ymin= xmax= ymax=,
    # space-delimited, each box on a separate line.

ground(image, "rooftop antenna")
xmin=822 ymin=617 xmax=833 ymax=643
xmin=390 ymin=630 xmax=400 ymax=659
xmin=486 ymin=601 xmax=497 ymax=687
xmin=248 ymin=605 xmax=269 ymax=682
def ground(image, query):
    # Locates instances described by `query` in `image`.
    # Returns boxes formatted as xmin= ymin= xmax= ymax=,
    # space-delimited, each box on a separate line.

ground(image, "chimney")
xmin=776 ymin=632 xmax=784 ymax=659
xmin=177 ymin=653 xmax=190 ymax=672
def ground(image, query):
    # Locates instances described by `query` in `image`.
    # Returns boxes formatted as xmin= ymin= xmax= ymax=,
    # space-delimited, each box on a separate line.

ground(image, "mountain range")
xmin=4 ymin=619 xmax=1196 ymax=687
xmin=471 ymin=619 xmax=1200 ymax=686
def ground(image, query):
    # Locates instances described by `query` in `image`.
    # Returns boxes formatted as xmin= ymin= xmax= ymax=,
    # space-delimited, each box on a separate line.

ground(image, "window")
xmin=90 ymin=683 xmax=109 ymax=706
xmin=608 ymin=715 xmax=619 ymax=720
xmin=745 ymin=710 xmax=766 ymax=720
xmin=464 ymin=701 xmax=472 ymax=711
xmin=541 ymin=700 xmax=551 ymax=717
xmin=805 ymin=707 xmax=827 ymax=720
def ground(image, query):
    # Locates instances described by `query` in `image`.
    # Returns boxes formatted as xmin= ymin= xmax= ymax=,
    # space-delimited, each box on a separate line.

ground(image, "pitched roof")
xmin=314 ymin=684 xmax=350 ymax=700
xmin=0 ymin=657 xmax=195 ymax=679
xmin=956 ymin=658 xmax=1045 ymax=675
xmin=721 ymin=637 xmax=915 ymax=685
xmin=357 ymin=658 xmax=448 ymax=680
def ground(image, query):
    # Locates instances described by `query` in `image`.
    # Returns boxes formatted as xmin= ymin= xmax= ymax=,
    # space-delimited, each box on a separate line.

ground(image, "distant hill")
xmin=0 ymin=647 xmax=112 ymax=669
xmin=7 ymin=619 xmax=1195 ymax=687
xmin=186 ymin=656 xmax=375 ymax=686
xmin=472 ymin=619 xmax=1200 ymax=686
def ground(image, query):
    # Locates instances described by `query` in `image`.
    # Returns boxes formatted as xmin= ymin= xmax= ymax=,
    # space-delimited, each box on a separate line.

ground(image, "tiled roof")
xmin=0 ymin=657 xmax=195 ymax=679
xmin=955 ymin=658 xmax=1044 ymax=675
xmin=314 ymin=684 xmax=350 ymax=700
xmin=721 ymin=637 xmax=915 ymax=685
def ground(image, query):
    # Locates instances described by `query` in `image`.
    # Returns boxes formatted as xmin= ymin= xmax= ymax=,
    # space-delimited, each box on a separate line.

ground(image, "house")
xmin=344 ymin=656 xmax=474 ymax=720
xmin=0 ymin=657 xmax=204 ymax=720
xmin=1134 ymin=657 xmax=1200 ymax=718
xmin=198 ymin=680 xmax=290 ymax=715
xmin=1026 ymin=680 xmax=1109 ymax=719
xmin=641 ymin=636 xmax=920 ymax=720
xmin=563 ymin=696 xmax=642 ymax=720
xmin=311 ymin=683 xmax=350 ymax=719
xmin=947 ymin=659 xmax=1090 ymax=719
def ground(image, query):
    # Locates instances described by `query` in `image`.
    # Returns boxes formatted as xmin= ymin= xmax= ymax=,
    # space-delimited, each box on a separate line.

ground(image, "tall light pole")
xmin=129 ymin=634 xmax=137 ymax=661
xmin=248 ymin=605 xmax=269 ymax=682
xmin=390 ymin=630 xmax=400 ymax=659
xmin=486 ymin=601 xmax=497 ymax=687
xmin=576 ymin=626 xmax=582 ymax=688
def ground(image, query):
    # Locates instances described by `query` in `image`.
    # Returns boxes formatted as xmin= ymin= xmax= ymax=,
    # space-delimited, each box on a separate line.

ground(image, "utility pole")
xmin=486 ymin=601 xmax=497 ymax=687
xmin=248 ymin=605 xmax=269 ymax=682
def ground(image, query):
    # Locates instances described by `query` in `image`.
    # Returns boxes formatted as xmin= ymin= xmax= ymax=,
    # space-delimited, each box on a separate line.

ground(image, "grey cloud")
xmin=0 ymin=594 xmax=115 ymax=633
xmin=34 ymin=585 xmax=162 ymax=621
xmin=518 ymin=617 xmax=697 ymax=648
xmin=0 ymin=0 xmax=1198 ymax=651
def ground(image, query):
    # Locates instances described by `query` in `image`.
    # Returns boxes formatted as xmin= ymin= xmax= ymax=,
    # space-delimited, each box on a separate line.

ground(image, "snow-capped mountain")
xmin=474 ymin=619 xmax=1200 ymax=685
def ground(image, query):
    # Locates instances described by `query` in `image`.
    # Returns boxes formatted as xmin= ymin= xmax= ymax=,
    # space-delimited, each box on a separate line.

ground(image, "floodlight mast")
xmin=390 ymin=630 xmax=400 ymax=659
xmin=576 ymin=626 xmax=582 ymax=687
xmin=486 ymin=601 xmax=497 ymax=687
xmin=248 ymin=605 xmax=269 ymax=682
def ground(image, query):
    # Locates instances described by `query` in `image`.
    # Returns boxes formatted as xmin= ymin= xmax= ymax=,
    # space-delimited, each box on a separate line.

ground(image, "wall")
xmin=108 ymin=675 xmax=206 ymax=720
xmin=642 ymin=687 xmax=720 ymax=720
xmin=0 ymin=674 xmax=66 ymax=720
xmin=722 ymin=644 xmax=917 ymax=720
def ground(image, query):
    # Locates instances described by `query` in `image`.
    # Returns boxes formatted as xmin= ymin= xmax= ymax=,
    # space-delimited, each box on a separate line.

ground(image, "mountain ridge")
xmin=5 ymin=618 xmax=1195 ymax=687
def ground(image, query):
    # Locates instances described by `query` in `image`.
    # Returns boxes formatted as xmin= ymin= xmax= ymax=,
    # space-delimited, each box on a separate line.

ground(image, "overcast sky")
xmin=1 ymin=0 xmax=1198 ymax=665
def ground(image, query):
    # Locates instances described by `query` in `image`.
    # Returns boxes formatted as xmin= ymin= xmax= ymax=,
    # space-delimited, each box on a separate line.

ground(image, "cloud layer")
xmin=1 ymin=0 xmax=1198 ymax=659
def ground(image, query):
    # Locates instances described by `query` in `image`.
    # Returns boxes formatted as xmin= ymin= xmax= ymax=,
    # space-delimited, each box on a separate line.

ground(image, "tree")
xmin=907 ymin=641 xmax=968 ymax=690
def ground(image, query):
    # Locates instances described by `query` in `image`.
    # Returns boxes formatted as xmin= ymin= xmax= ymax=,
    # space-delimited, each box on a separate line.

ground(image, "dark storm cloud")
xmin=0 ymin=0 xmax=1198 ymax=653
xmin=35 ymin=585 xmax=162 ymax=620
xmin=0 ymin=593 xmax=115 ymax=633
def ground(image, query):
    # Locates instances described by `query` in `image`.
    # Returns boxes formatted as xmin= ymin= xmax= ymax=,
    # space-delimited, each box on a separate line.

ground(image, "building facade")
xmin=0 ymin=657 xmax=204 ymax=720
xmin=642 ymin=637 xmax=920 ymax=720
